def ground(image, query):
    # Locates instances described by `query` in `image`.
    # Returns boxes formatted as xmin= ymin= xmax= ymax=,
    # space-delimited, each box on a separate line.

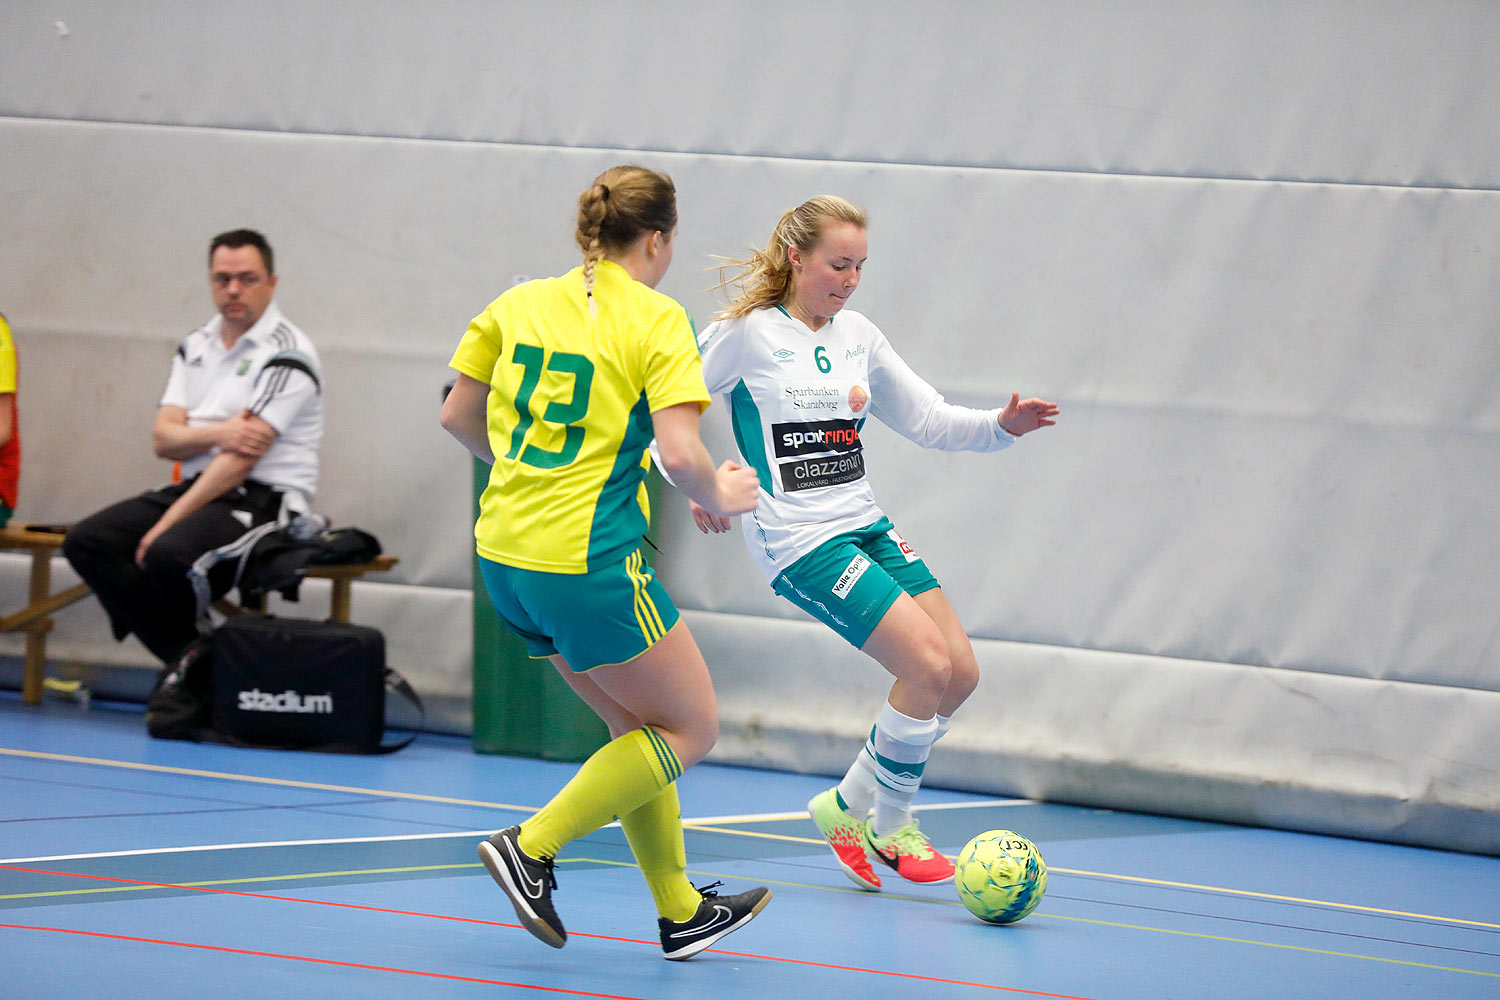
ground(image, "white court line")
xmin=683 ymin=798 xmax=1033 ymax=826
xmin=0 ymin=830 xmax=499 ymax=865
xmin=909 ymin=798 xmax=1035 ymax=811
xmin=0 ymin=799 xmax=1032 ymax=865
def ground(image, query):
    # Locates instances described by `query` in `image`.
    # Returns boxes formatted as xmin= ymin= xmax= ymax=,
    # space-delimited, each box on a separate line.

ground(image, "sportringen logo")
xmin=780 ymin=426 xmax=859 ymax=450
xmin=237 ymin=688 xmax=334 ymax=714
xmin=773 ymin=419 xmax=862 ymax=457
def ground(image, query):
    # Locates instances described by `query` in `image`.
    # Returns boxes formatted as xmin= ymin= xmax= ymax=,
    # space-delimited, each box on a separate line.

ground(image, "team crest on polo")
xmin=236 ymin=358 xmax=252 ymax=376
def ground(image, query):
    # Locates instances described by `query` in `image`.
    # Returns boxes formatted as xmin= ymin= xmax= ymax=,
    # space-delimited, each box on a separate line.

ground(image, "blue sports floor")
xmin=2 ymin=694 xmax=1497 ymax=999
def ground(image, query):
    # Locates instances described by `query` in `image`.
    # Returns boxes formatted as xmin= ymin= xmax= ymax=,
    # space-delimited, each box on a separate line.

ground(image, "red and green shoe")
xmin=863 ymin=819 xmax=956 ymax=884
xmin=807 ymin=789 xmax=881 ymax=891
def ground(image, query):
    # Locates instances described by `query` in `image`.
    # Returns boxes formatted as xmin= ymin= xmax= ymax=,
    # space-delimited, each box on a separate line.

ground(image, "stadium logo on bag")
xmin=238 ymin=688 xmax=335 ymax=714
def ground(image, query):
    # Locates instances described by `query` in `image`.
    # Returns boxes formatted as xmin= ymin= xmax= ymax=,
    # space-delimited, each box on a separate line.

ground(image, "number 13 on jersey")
xmin=504 ymin=343 xmax=595 ymax=469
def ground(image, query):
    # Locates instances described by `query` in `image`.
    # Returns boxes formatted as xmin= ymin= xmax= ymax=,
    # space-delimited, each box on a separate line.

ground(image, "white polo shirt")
xmin=160 ymin=301 xmax=323 ymax=506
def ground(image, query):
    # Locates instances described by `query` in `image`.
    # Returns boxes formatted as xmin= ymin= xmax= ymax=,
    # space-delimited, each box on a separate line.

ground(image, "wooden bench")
xmin=0 ymin=523 xmax=397 ymax=706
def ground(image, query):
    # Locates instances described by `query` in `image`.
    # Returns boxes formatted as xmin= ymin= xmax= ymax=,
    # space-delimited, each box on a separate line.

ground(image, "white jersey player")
xmin=691 ymin=196 xmax=1059 ymax=891
xmin=696 ymin=303 xmax=1016 ymax=586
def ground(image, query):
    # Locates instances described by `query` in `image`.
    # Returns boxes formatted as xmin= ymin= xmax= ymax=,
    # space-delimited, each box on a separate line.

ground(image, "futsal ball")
xmin=954 ymin=830 xmax=1048 ymax=924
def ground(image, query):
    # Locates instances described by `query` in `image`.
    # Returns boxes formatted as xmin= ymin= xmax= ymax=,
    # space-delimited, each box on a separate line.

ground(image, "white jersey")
xmin=697 ymin=306 xmax=1016 ymax=582
xmin=160 ymin=301 xmax=323 ymax=506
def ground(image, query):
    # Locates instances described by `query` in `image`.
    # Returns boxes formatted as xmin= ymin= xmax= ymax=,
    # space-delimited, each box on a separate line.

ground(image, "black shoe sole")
xmin=478 ymin=838 xmax=566 ymax=949
xmin=662 ymin=889 xmax=772 ymax=961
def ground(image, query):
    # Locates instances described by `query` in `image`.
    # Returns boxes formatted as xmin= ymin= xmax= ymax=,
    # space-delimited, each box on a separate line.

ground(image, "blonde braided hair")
xmin=575 ymin=165 xmax=677 ymax=300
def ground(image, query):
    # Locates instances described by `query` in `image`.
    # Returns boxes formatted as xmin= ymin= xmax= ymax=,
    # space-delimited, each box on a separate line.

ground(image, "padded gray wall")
xmin=2 ymin=1 xmax=1496 ymax=852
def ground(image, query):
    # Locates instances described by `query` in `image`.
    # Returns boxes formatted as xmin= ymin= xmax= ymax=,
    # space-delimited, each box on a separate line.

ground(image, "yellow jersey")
xmin=0 ymin=312 xmax=17 ymax=510
xmin=450 ymin=260 xmax=709 ymax=573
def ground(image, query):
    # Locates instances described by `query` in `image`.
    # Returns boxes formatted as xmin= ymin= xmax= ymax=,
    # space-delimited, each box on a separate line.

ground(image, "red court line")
xmin=0 ymin=923 xmax=644 ymax=999
xmin=707 ymin=946 xmax=1098 ymax=999
xmin=2 ymin=865 xmax=1099 ymax=998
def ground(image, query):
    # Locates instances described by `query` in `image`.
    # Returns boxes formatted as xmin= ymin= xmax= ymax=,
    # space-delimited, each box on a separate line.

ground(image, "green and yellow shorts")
xmin=479 ymin=548 xmax=679 ymax=673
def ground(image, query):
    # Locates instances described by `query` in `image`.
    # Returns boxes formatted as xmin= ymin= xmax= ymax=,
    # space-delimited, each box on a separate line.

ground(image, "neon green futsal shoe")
xmin=807 ymin=788 xmax=881 ymax=890
xmin=864 ymin=818 xmax=957 ymax=884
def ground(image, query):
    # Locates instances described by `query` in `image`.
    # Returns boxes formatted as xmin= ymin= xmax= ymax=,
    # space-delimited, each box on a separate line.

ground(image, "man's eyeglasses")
xmin=211 ymin=272 xmax=265 ymax=289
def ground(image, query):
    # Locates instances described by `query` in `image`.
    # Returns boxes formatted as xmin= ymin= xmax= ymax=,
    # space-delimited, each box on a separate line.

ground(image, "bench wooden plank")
xmin=2 ymin=523 xmax=397 ymax=705
xmin=0 ymin=582 xmax=92 ymax=632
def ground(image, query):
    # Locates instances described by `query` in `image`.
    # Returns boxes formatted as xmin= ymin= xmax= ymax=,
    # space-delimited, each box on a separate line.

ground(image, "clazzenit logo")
xmin=238 ymin=688 xmax=334 ymax=714
xmin=778 ymin=452 xmax=865 ymax=492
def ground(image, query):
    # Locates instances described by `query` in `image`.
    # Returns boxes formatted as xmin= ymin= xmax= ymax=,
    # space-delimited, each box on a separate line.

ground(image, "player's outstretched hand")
xmin=707 ymin=461 xmax=760 ymax=518
xmin=689 ymin=498 xmax=733 ymax=534
xmin=998 ymin=393 xmax=1060 ymax=437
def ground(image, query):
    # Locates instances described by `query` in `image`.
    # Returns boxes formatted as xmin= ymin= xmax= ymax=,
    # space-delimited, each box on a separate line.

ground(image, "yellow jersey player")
xmin=441 ymin=165 xmax=770 ymax=960
xmin=0 ymin=311 xmax=18 ymax=527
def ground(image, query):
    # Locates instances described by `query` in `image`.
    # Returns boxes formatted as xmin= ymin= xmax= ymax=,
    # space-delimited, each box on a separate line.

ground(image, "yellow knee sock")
xmin=619 ymin=786 xmax=702 ymax=922
xmin=519 ymin=726 xmax=682 ymax=862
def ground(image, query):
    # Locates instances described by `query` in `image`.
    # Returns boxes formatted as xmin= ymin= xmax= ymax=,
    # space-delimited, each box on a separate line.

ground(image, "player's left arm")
xmin=440 ymin=373 xmax=496 ymax=464
xmin=870 ymin=332 xmax=1057 ymax=448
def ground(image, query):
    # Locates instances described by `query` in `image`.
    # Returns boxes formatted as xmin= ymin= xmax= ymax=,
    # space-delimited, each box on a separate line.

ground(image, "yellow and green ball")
xmin=954 ymin=830 xmax=1048 ymax=924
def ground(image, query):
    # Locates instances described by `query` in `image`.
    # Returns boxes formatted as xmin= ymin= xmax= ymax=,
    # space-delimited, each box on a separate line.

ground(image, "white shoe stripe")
xmin=667 ymin=904 xmax=734 ymax=940
xmin=502 ymin=837 xmax=546 ymax=899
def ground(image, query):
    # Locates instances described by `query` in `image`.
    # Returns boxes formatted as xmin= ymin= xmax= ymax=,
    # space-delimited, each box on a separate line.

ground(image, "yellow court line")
xmin=1038 ymin=912 xmax=1500 ymax=980
xmin=0 ymin=747 xmax=534 ymax=812
xmin=1 ymin=864 xmax=477 ymax=901
xmin=1048 ymin=867 xmax=1500 ymax=932
xmin=7 ymin=746 xmax=1496 ymax=934
xmin=3 ymin=856 xmax=930 ymax=907
xmin=684 ymin=824 xmax=1500 ymax=933
xmin=682 ymin=822 xmax=827 ymax=844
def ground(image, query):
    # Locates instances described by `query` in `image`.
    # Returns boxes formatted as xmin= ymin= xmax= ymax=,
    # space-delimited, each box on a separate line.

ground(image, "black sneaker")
xmin=658 ymin=881 xmax=772 ymax=961
xmin=478 ymin=826 xmax=565 ymax=948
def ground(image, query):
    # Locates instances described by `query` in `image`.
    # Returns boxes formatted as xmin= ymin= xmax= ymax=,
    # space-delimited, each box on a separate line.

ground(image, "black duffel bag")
xmin=148 ymin=616 xmax=421 ymax=754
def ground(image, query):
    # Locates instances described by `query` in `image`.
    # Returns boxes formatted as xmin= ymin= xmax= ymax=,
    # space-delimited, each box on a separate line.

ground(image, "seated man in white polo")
xmin=64 ymin=229 xmax=322 ymax=670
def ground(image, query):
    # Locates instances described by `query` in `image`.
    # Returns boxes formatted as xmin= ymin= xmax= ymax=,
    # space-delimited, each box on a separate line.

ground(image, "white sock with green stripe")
xmin=837 ymin=708 xmax=953 ymax=827
xmin=837 ymin=701 xmax=937 ymax=838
